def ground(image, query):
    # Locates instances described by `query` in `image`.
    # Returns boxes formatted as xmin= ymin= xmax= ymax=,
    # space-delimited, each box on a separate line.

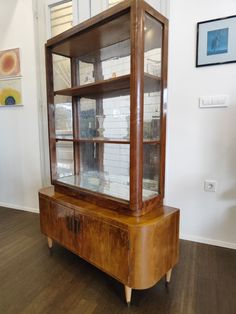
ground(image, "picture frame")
xmin=196 ymin=15 xmax=236 ymax=67
xmin=0 ymin=48 xmax=21 ymax=78
xmin=0 ymin=77 xmax=22 ymax=107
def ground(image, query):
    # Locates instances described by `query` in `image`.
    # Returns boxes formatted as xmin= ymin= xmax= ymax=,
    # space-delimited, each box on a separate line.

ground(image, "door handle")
xmin=66 ymin=216 xmax=73 ymax=231
xmin=74 ymin=217 xmax=80 ymax=234
xmin=66 ymin=216 xmax=70 ymax=230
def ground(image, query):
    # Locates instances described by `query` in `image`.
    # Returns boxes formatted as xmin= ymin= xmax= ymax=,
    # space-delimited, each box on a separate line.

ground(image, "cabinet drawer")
xmin=80 ymin=214 xmax=129 ymax=283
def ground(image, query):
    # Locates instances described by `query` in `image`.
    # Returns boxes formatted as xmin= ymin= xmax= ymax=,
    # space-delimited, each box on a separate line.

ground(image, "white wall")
xmin=0 ymin=0 xmax=42 ymax=212
xmin=166 ymin=0 xmax=236 ymax=248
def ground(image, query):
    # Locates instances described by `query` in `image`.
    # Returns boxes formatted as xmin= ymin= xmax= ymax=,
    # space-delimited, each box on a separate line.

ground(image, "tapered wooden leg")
xmin=47 ymin=237 xmax=53 ymax=249
xmin=125 ymin=285 xmax=132 ymax=306
xmin=166 ymin=269 xmax=172 ymax=283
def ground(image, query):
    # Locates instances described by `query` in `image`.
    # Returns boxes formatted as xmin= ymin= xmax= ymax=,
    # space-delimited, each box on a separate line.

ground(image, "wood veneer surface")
xmin=39 ymin=186 xmax=177 ymax=228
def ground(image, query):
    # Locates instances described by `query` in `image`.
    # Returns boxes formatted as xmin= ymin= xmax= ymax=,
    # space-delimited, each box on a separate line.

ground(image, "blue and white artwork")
xmin=207 ymin=28 xmax=229 ymax=55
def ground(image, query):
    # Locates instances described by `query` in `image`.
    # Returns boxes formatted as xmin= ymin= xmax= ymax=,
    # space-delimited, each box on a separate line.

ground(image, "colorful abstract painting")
xmin=0 ymin=79 xmax=22 ymax=106
xmin=0 ymin=48 xmax=21 ymax=78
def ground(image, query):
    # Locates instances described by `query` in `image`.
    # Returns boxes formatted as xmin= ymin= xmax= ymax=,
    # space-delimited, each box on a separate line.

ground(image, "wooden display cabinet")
xmin=39 ymin=0 xmax=179 ymax=305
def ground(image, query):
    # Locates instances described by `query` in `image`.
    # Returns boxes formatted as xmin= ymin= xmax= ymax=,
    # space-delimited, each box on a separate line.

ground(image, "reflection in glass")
xmin=143 ymin=14 xmax=162 ymax=142
xmin=50 ymin=1 xmax=73 ymax=37
xmin=58 ymin=143 xmax=130 ymax=201
xmin=143 ymin=91 xmax=161 ymax=140
xmin=56 ymin=141 xmax=74 ymax=178
xmin=53 ymin=55 xmax=71 ymax=90
xmin=75 ymin=10 xmax=131 ymax=86
xmin=143 ymin=144 xmax=160 ymax=199
xmin=144 ymin=14 xmax=163 ymax=77
xmin=78 ymin=41 xmax=130 ymax=86
xmin=79 ymin=96 xmax=130 ymax=140
xmin=143 ymin=14 xmax=163 ymax=199
xmin=55 ymin=95 xmax=73 ymax=139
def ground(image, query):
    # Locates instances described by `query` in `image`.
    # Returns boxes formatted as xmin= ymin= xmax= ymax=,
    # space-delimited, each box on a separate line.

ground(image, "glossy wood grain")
xmin=40 ymin=186 xmax=172 ymax=227
xmin=129 ymin=0 xmax=145 ymax=213
xmin=39 ymin=187 xmax=179 ymax=291
xmin=128 ymin=209 xmax=179 ymax=289
xmin=81 ymin=215 xmax=129 ymax=283
xmin=40 ymin=197 xmax=78 ymax=251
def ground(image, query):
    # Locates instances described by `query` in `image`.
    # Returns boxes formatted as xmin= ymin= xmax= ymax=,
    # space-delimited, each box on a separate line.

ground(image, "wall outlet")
xmin=204 ymin=180 xmax=217 ymax=192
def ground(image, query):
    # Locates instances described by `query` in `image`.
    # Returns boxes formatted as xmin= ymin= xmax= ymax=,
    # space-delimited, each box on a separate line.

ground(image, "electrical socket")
xmin=204 ymin=180 xmax=217 ymax=192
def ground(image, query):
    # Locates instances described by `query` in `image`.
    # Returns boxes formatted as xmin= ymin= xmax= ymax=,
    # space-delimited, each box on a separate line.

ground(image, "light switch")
xmin=199 ymin=95 xmax=229 ymax=108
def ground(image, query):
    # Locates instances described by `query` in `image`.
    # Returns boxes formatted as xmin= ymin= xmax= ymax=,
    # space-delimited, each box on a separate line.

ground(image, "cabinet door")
xmin=39 ymin=197 xmax=75 ymax=250
xmin=81 ymin=215 xmax=129 ymax=283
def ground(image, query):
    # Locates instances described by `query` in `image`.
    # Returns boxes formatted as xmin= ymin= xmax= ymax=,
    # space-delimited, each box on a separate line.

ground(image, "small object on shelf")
xmin=112 ymin=72 xmax=117 ymax=78
xmin=84 ymin=74 xmax=94 ymax=84
xmin=95 ymin=114 xmax=106 ymax=137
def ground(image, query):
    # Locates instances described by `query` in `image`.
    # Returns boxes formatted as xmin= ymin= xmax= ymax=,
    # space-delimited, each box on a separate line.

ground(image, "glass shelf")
xmin=57 ymin=172 xmax=158 ymax=201
xmin=54 ymin=138 xmax=160 ymax=144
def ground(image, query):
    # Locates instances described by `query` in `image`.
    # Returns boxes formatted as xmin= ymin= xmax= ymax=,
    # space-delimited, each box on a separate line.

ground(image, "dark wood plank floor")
xmin=0 ymin=207 xmax=236 ymax=314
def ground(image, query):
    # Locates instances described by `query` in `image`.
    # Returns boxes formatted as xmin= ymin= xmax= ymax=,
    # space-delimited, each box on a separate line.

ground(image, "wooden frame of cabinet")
xmin=40 ymin=0 xmax=180 ymax=305
xmin=45 ymin=0 xmax=169 ymax=217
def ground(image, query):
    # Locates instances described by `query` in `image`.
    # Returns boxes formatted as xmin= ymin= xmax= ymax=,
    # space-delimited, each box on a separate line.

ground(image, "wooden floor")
xmin=0 ymin=207 xmax=236 ymax=314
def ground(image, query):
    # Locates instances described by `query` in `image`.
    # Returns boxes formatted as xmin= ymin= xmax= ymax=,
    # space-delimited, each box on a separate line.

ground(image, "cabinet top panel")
xmin=50 ymin=12 xmax=131 ymax=59
xmin=46 ymin=0 xmax=168 ymax=59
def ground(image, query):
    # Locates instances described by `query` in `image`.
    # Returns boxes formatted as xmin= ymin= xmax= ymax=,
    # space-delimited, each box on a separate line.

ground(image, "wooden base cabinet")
xmin=39 ymin=187 xmax=179 ymax=304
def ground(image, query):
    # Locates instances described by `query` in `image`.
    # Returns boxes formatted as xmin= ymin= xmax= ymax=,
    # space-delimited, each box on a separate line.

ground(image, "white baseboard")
xmin=0 ymin=201 xmax=39 ymax=214
xmin=180 ymin=233 xmax=236 ymax=250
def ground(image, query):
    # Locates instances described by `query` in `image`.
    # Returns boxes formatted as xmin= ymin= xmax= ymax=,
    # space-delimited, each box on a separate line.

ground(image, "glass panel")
xmin=76 ymin=13 xmax=131 ymax=85
xmin=144 ymin=14 xmax=163 ymax=77
xmin=78 ymin=43 xmax=130 ymax=85
xmin=79 ymin=96 xmax=130 ymax=140
xmin=56 ymin=141 xmax=74 ymax=178
xmin=57 ymin=143 xmax=130 ymax=201
xmin=50 ymin=1 xmax=73 ymax=37
xmin=143 ymin=144 xmax=160 ymax=200
xmin=53 ymin=55 xmax=71 ymax=91
xmin=143 ymin=15 xmax=162 ymax=141
xmin=143 ymin=14 xmax=162 ymax=200
xmin=54 ymin=95 xmax=73 ymax=139
xmin=143 ymin=91 xmax=161 ymax=141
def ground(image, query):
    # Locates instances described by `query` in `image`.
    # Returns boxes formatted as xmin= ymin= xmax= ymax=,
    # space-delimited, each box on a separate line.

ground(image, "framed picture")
xmin=196 ymin=15 xmax=236 ymax=67
xmin=0 ymin=78 xmax=22 ymax=107
xmin=0 ymin=48 xmax=21 ymax=78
